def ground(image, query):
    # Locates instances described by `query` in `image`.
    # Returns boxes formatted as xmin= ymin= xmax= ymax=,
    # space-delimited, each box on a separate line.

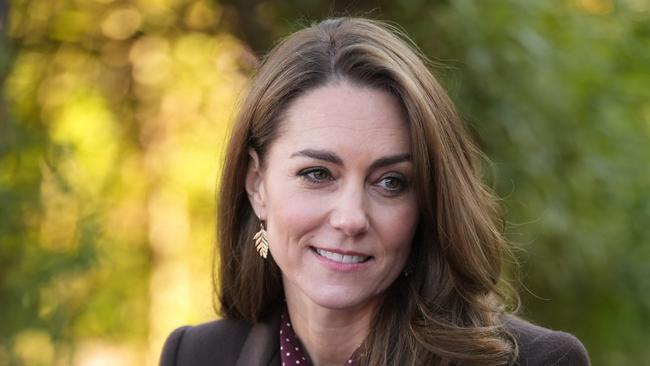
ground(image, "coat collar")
xmin=235 ymin=307 xmax=282 ymax=366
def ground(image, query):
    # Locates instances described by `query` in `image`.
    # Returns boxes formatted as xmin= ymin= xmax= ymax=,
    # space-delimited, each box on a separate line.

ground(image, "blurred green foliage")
xmin=1 ymin=0 xmax=649 ymax=365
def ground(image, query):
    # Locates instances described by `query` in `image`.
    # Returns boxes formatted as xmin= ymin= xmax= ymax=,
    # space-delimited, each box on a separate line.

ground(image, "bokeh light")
xmin=1 ymin=1 xmax=648 ymax=365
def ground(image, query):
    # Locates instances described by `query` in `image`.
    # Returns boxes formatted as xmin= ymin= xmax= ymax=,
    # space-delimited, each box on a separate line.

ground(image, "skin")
xmin=246 ymin=80 xmax=419 ymax=366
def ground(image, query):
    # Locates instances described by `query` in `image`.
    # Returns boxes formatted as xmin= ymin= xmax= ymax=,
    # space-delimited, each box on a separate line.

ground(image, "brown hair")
xmin=216 ymin=17 xmax=517 ymax=365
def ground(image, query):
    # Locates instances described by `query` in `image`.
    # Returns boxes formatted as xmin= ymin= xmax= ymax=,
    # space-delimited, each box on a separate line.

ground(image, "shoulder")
xmin=504 ymin=315 xmax=590 ymax=366
xmin=160 ymin=318 xmax=253 ymax=366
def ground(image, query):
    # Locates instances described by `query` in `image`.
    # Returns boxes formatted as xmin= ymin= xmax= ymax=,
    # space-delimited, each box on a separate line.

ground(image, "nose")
xmin=329 ymin=182 xmax=370 ymax=237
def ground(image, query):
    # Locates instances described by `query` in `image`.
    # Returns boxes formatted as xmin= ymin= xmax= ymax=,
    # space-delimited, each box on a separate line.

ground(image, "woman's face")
xmin=246 ymin=80 xmax=419 ymax=311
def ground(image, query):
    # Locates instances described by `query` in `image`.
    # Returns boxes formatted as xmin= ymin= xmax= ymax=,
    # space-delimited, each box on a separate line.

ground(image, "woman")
xmin=161 ymin=17 xmax=589 ymax=366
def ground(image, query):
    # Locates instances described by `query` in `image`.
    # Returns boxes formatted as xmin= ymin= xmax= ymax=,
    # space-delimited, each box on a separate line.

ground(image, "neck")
xmin=284 ymin=290 xmax=380 ymax=366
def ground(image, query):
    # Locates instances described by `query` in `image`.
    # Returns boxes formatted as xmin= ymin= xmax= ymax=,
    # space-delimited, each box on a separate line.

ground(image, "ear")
xmin=245 ymin=148 xmax=267 ymax=220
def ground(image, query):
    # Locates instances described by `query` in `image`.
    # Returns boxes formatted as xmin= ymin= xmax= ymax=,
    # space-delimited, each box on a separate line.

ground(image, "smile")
xmin=313 ymin=248 xmax=371 ymax=264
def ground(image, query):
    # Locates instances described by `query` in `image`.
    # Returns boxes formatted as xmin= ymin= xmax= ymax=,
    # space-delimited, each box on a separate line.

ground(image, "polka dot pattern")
xmin=280 ymin=306 xmax=359 ymax=366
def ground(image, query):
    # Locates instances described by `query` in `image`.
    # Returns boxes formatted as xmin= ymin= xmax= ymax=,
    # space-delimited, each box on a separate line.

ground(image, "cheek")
xmin=264 ymin=182 xmax=326 ymax=249
xmin=375 ymin=201 xmax=418 ymax=255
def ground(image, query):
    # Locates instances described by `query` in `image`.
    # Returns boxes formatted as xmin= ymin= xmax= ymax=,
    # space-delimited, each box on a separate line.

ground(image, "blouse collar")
xmin=279 ymin=305 xmax=360 ymax=366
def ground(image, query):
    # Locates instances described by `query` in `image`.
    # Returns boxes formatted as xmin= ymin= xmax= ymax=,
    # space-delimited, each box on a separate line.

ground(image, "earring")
xmin=254 ymin=221 xmax=269 ymax=259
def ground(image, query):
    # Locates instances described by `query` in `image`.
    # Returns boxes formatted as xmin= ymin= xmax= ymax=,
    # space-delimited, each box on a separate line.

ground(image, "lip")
xmin=311 ymin=246 xmax=371 ymax=257
xmin=310 ymin=246 xmax=373 ymax=272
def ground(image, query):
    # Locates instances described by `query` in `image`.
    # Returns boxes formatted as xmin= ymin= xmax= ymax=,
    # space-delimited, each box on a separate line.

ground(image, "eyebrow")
xmin=290 ymin=149 xmax=412 ymax=169
xmin=369 ymin=153 xmax=412 ymax=170
xmin=290 ymin=149 xmax=342 ymax=165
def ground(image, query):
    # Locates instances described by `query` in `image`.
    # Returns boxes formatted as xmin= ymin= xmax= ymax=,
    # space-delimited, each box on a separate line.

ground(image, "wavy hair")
xmin=216 ymin=17 xmax=517 ymax=365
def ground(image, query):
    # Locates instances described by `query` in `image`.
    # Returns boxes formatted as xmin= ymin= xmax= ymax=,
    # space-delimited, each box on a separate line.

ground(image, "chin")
xmin=304 ymin=286 xmax=383 ymax=311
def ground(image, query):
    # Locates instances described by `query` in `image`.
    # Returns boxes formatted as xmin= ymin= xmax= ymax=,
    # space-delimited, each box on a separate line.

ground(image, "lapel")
xmin=235 ymin=308 xmax=281 ymax=366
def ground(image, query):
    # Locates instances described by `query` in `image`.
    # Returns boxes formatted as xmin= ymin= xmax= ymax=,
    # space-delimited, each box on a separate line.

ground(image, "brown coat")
xmin=160 ymin=311 xmax=590 ymax=366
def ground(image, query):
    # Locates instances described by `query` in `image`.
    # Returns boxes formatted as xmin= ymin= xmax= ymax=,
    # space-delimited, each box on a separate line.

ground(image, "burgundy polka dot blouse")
xmin=280 ymin=306 xmax=359 ymax=366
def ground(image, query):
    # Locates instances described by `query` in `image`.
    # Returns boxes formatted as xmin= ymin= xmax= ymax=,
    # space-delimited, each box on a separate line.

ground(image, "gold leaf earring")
xmin=254 ymin=221 xmax=269 ymax=259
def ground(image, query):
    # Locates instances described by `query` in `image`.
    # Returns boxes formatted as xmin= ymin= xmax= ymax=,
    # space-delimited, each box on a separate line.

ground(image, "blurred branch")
xmin=0 ymin=0 xmax=7 ymax=34
xmin=0 ymin=0 xmax=10 ymax=81
xmin=1 ymin=0 xmax=13 ymax=149
xmin=219 ymin=0 xmax=273 ymax=56
xmin=217 ymin=0 xmax=379 ymax=56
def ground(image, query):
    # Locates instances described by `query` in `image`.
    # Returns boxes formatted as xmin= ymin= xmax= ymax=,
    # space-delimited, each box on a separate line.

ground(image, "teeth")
xmin=315 ymin=248 xmax=368 ymax=264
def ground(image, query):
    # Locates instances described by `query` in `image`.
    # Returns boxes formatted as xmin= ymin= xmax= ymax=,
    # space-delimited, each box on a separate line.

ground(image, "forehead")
xmin=274 ymin=81 xmax=410 ymax=153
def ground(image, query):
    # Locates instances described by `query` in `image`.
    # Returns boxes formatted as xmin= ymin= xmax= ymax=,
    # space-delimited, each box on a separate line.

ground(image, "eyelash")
xmin=297 ymin=167 xmax=409 ymax=196
xmin=298 ymin=167 xmax=333 ymax=184
xmin=377 ymin=175 xmax=408 ymax=194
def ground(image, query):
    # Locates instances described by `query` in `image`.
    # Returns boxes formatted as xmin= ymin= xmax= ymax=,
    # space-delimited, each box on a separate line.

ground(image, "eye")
xmin=298 ymin=167 xmax=333 ymax=184
xmin=376 ymin=174 xmax=408 ymax=195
